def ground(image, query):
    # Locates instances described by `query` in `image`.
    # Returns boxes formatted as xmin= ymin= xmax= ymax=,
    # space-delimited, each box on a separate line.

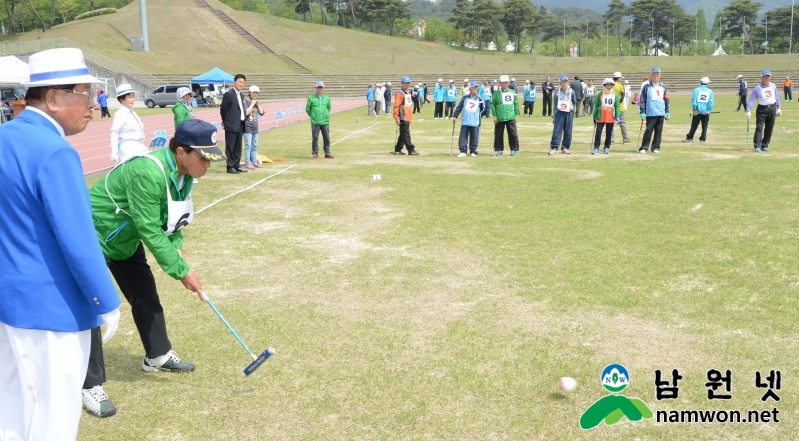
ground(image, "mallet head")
xmin=242 ymin=347 xmax=275 ymax=377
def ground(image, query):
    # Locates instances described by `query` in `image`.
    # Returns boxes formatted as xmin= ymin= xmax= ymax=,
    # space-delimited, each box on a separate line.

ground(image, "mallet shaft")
xmin=206 ymin=297 xmax=255 ymax=358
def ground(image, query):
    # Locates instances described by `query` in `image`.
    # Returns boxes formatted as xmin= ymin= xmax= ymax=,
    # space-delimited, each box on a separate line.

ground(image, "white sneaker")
xmin=82 ymin=385 xmax=117 ymax=418
xmin=457 ymin=152 xmax=467 ymax=157
xmin=470 ymin=153 xmax=477 ymax=157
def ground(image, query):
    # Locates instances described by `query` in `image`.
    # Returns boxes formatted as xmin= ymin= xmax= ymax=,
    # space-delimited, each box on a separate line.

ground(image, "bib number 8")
xmin=504 ymin=95 xmax=512 ymax=102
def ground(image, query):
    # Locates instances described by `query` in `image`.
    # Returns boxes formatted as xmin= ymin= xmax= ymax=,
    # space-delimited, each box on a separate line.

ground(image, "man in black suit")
xmin=220 ymin=74 xmax=248 ymax=174
xmin=541 ymin=76 xmax=553 ymax=117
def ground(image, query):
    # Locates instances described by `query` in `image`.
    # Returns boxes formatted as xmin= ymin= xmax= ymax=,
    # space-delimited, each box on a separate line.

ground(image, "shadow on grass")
xmin=103 ymin=346 xmax=172 ymax=384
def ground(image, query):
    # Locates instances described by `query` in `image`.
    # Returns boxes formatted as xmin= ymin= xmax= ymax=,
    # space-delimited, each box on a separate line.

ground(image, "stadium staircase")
xmin=191 ymin=0 xmax=311 ymax=74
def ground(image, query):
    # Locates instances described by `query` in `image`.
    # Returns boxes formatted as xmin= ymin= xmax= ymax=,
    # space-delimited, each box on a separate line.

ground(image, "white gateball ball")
xmin=558 ymin=377 xmax=578 ymax=393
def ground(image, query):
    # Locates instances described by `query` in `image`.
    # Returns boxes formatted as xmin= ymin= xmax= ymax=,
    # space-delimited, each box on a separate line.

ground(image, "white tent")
xmin=712 ymin=46 xmax=727 ymax=56
xmin=0 ymin=56 xmax=29 ymax=83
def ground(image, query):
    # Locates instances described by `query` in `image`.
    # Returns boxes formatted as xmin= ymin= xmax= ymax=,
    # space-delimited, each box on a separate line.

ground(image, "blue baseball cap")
xmin=174 ymin=119 xmax=226 ymax=162
xmin=401 ymin=76 xmax=411 ymax=83
xmin=315 ymin=81 xmax=324 ymax=87
xmin=651 ymin=66 xmax=661 ymax=73
xmin=468 ymin=80 xmax=478 ymax=88
xmin=559 ymin=75 xmax=568 ymax=82
xmin=761 ymin=70 xmax=772 ymax=77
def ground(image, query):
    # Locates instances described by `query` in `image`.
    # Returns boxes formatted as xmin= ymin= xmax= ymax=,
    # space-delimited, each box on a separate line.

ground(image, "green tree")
xmin=424 ymin=15 xmax=456 ymax=43
xmin=696 ymin=7 xmax=710 ymax=41
xmin=501 ymin=0 xmax=533 ymax=53
xmin=604 ymin=0 xmax=626 ymax=56
xmin=720 ymin=0 xmax=761 ymax=53
xmin=384 ymin=0 xmax=411 ymax=35
xmin=447 ymin=0 xmax=472 ymax=45
xmin=470 ymin=0 xmax=497 ymax=50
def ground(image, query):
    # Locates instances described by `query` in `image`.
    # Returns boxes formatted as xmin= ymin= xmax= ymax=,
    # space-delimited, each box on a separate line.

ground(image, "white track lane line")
xmin=195 ymin=164 xmax=298 ymax=215
xmin=331 ymin=121 xmax=381 ymax=146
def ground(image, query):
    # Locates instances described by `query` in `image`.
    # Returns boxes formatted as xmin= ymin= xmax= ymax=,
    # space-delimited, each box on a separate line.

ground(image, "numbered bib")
xmin=601 ymin=94 xmax=615 ymax=108
xmin=559 ymin=100 xmax=573 ymax=112
xmin=651 ymin=86 xmax=665 ymax=101
xmin=404 ymin=93 xmax=412 ymax=107
xmin=448 ymin=89 xmax=455 ymax=97
xmin=502 ymin=92 xmax=514 ymax=103
xmin=464 ymin=99 xmax=479 ymax=113
xmin=697 ymin=92 xmax=710 ymax=103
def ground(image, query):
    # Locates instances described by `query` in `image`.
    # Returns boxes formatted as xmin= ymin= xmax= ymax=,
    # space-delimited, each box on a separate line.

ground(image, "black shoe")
xmin=394 ymin=150 xmax=406 ymax=155
xmin=235 ymin=167 xmax=248 ymax=173
xmin=227 ymin=168 xmax=239 ymax=174
xmin=408 ymin=150 xmax=420 ymax=156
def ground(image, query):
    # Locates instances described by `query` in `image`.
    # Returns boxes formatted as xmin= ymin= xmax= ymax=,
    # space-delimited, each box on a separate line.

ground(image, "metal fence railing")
xmin=0 ymin=37 xmax=165 ymax=89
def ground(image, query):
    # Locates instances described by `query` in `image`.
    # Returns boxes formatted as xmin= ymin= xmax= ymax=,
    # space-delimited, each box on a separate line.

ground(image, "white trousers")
xmin=0 ymin=324 xmax=90 ymax=441
xmin=118 ymin=140 xmax=149 ymax=163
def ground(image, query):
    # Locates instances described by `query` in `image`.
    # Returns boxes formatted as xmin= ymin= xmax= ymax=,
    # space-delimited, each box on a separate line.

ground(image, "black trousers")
xmin=101 ymin=106 xmax=111 ymax=118
xmin=312 ymin=124 xmax=330 ymax=154
xmin=785 ymin=87 xmax=792 ymax=101
xmin=412 ymin=98 xmax=420 ymax=113
xmin=225 ymin=126 xmax=244 ymax=170
xmin=523 ymin=101 xmax=535 ymax=115
xmin=434 ymin=102 xmax=444 ymax=118
xmin=594 ymin=122 xmax=614 ymax=149
xmin=686 ymin=114 xmax=709 ymax=141
xmin=542 ymin=95 xmax=552 ymax=116
xmin=754 ymin=104 xmax=777 ymax=148
xmin=445 ymin=102 xmax=455 ymax=117
xmin=494 ymin=119 xmax=519 ymax=151
xmin=84 ymin=243 xmax=173 ymax=389
xmin=736 ymin=95 xmax=747 ymax=110
xmin=640 ymin=116 xmax=665 ymax=151
xmin=395 ymin=121 xmax=415 ymax=152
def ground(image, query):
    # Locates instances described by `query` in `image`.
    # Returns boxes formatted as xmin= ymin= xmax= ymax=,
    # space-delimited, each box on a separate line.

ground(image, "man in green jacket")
xmin=172 ymin=87 xmax=194 ymax=130
xmin=491 ymin=74 xmax=521 ymax=156
xmin=306 ymin=81 xmax=333 ymax=159
xmin=82 ymin=119 xmax=225 ymax=417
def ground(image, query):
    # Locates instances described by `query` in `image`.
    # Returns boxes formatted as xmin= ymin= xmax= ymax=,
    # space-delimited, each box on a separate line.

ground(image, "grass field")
xmin=79 ymin=93 xmax=799 ymax=440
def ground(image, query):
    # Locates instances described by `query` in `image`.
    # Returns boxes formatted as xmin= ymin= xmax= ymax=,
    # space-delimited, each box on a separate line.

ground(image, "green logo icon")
xmin=579 ymin=364 xmax=653 ymax=430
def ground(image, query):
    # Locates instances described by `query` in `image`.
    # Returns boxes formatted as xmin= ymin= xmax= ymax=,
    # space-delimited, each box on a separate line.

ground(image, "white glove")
xmin=100 ymin=308 xmax=120 ymax=344
xmin=776 ymin=108 xmax=782 ymax=116
xmin=746 ymin=111 xmax=751 ymax=120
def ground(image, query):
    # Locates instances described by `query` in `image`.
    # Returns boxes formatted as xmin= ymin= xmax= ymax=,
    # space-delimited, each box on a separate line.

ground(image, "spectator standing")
xmin=523 ymin=81 xmax=536 ymax=116
xmin=97 ymin=89 xmax=110 ymax=118
xmin=243 ymin=85 xmax=265 ymax=168
xmin=611 ymin=72 xmax=630 ymax=144
xmin=683 ymin=77 xmax=714 ymax=144
xmin=366 ymin=84 xmax=375 ymax=116
xmin=220 ymin=73 xmax=248 ymax=174
xmin=479 ymin=80 xmax=493 ymax=118
xmin=570 ymin=76 xmax=584 ymax=117
xmin=0 ymin=47 xmax=121 ymax=437
xmin=445 ymin=80 xmax=459 ymax=117
xmin=110 ymin=84 xmax=148 ymax=163
xmin=412 ymin=85 xmax=420 ymax=114
xmin=374 ymin=82 xmax=385 ymax=116
xmin=582 ymin=79 xmax=595 ymax=117
xmin=173 ymin=87 xmax=195 ymax=130
xmin=423 ymin=83 xmax=430 ymax=104
xmin=541 ymin=76 xmax=554 ymax=116
xmin=736 ymin=75 xmax=748 ymax=111
xmin=433 ymin=78 xmax=445 ymax=119
xmin=384 ymin=82 xmax=393 ymax=114
xmin=783 ymin=76 xmax=793 ymax=101
xmin=306 ymin=81 xmax=333 ymax=159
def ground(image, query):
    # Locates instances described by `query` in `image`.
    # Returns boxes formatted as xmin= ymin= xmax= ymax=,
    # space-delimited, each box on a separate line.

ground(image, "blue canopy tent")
xmin=190 ymin=68 xmax=234 ymax=107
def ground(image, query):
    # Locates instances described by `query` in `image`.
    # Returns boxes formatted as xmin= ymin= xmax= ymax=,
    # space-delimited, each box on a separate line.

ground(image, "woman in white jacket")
xmin=110 ymin=84 xmax=148 ymax=163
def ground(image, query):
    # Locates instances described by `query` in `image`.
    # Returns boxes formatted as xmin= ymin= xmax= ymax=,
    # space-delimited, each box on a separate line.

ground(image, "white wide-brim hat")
xmin=23 ymin=48 xmax=99 ymax=87
xmin=499 ymin=75 xmax=510 ymax=82
xmin=116 ymin=83 xmax=134 ymax=97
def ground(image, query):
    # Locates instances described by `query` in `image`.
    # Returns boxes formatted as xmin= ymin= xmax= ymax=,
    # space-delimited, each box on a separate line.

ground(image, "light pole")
xmin=790 ymin=0 xmax=795 ymax=74
xmin=672 ymin=18 xmax=675 ymax=56
xmin=630 ymin=17 xmax=634 ymax=51
xmin=139 ymin=0 xmax=150 ymax=52
xmin=606 ymin=20 xmax=609 ymax=56
xmin=695 ymin=15 xmax=698 ymax=56
xmin=564 ymin=19 xmax=566 ymax=58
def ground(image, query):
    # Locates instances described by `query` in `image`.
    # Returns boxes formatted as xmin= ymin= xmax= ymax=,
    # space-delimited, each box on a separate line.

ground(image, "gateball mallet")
xmin=449 ymin=119 xmax=456 ymax=156
xmin=635 ymin=118 xmax=644 ymax=151
xmin=203 ymin=292 xmax=274 ymax=377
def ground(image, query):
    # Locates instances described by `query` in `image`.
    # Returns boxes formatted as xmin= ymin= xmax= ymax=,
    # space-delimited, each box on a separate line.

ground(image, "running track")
xmin=72 ymin=99 xmax=364 ymax=175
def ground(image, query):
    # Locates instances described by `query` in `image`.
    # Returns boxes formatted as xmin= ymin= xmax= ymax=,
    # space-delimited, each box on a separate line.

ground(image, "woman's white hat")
xmin=115 ymin=83 xmax=134 ymax=97
xmin=249 ymin=85 xmax=260 ymax=93
xmin=176 ymin=87 xmax=193 ymax=100
xmin=23 ymin=48 xmax=99 ymax=87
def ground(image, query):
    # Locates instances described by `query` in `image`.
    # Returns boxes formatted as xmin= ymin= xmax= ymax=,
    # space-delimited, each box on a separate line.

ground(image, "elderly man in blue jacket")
xmin=682 ymin=77 xmax=714 ymax=143
xmin=0 ymin=48 xmax=121 ymax=441
xmin=638 ymin=66 xmax=670 ymax=154
xmin=451 ymin=80 xmax=485 ymax=157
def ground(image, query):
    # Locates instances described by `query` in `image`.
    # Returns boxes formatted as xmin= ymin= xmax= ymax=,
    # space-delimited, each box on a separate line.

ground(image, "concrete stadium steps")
xmin=149 ymin=71 xmax=777 ymax=99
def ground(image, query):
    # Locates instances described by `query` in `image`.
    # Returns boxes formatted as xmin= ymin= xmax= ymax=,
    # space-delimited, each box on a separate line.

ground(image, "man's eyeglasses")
xmin=58 ymin=89 xmax=92 ymax=102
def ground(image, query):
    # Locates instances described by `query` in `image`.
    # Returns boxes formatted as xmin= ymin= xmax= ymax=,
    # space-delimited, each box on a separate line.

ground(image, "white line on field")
xmin=195 ymin=164 xmax=298 ymax=215
xmin=692 ymin=203 xmax=703 ymax=212
xmin=331 ymin=122 xmax=381 ymax=146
